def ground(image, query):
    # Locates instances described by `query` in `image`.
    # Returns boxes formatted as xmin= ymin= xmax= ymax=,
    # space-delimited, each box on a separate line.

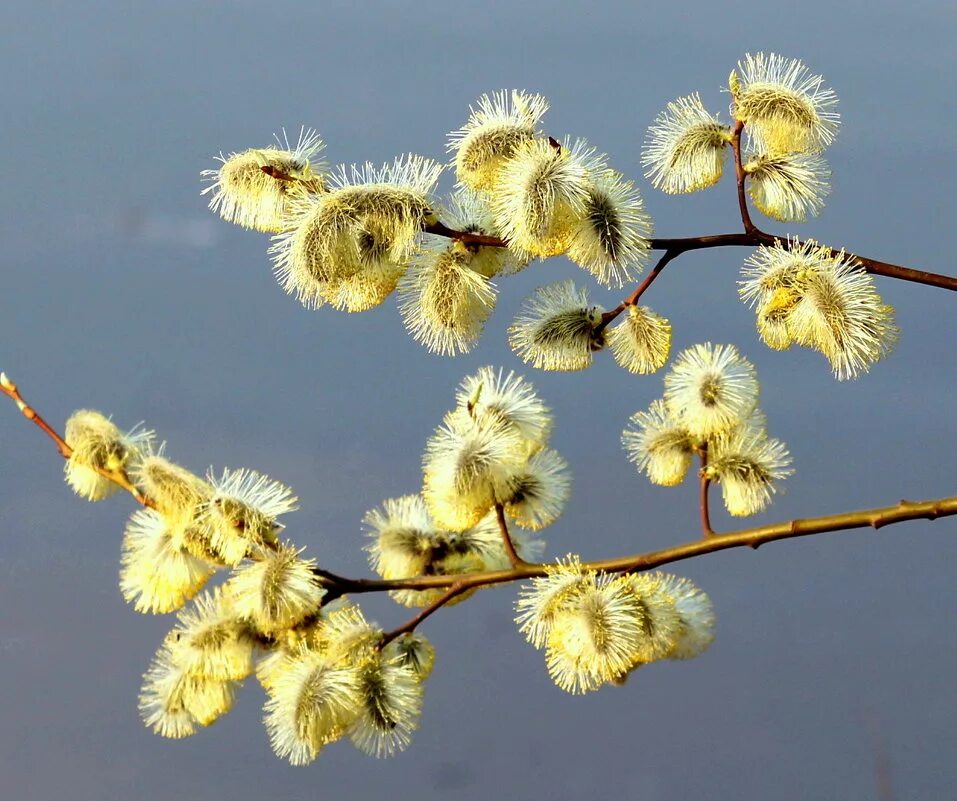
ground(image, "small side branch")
xmin=0 ymin=373 xmax=154 ymax=508
xmin=597 ymin=249 xmax=678 ymax=333
xmin=730 ymin=119 xmax=757 ymax=234
xmin=697 ymin=443 xmax=715 ymax=537
xmin=379 ymin=582 xmax=469 ymax=647
xmin=495 ymin=502 xmax=527 ymax=568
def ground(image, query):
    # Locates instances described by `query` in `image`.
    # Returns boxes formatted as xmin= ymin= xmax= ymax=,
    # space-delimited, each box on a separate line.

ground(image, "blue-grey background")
xmin=2 ymin=2 xmax=955 ymax=799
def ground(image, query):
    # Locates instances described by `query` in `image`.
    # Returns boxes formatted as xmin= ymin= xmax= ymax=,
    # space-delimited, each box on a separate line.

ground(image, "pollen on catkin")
xmin=545 ymin=573 xmax=647 ymax=693
xmin=655 ymin=574 xmax=716 ymax=660
xmin=164 ymin=587 xmax=255 ymax=681
xmin=498 ymin=447 xmax=570 ymax=531
xmin=607 ymin=305 xmax=672 ymax=375
xmin=642 ymin=93 xmax=731 ymax=194
xmin=131 ymin=452 xmax=212 ymax=518
xmin=269 ymin=155 xmax=443 ymax=310
xmin=739 ymin=239 xmax=898 ymax=379
xmin=63 ymin=410 xmax=153 ymax=501
xmin=227 ymin=543 xmax=325 ymax=635
xmin=422 ymin=414 xmax=525 ymax=531
xmin=202 ymin=127 xmax=326 ymax=232
xmin=262 ymin=647 xmax=361 ymax=765
xmin=347 ymin=657 xmax=424 ymax=758
xmin=196 ymin=468 xmax=298 ymax=565
xmin=663 ymin=343 xmax=759 ymax=439
xmin=705 ymin=427 xmax=793 ymax=516
xmin=120 ymin=509 xmax=217 ymax=614
xmin=397 ymin=239 xmax=497 ymax=355
xmin=743 ymin=151 xmax=830 ymax=222
xmin=508 ymin=281 xmax=606 ymax=372
xmin=567 ymin=167 xmax=653 ymax=287
xmin=454 ymin=366 xmax=553 ymax=453
xmin=382 ymin=632 xmax=436 ymax=681
xmin=514 ymin=556 xmax=592 ymax=650
xmin=620 ymin=572 xmax=682 ymax=664
xmin=139 ymin=647 xmax=235 ymax=738
xmin=448 ymin=90 xmax=549 ymax=190
xmin=621 ymin=399 xmax=695 ymax=487
xmin=491 ymin=137 xmax=592 ymax=260
xmin=732 ymin=53 xmax=840 ymax=155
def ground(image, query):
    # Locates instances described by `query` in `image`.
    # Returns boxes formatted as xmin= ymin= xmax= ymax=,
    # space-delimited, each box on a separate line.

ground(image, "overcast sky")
xmin=2 ymin=2 xmax=956 ymax=799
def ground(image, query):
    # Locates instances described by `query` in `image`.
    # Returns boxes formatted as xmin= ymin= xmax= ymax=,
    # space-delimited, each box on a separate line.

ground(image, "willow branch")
xmin=697 ymin=443 xmax=715 ymax=537
xmin=379 ymin=582 xmax=470 ymax=647
xmin=0 ymin=374 xmax=154 ymax=508
xmin=320 ymin=495 xmax=957 ymax=595
xmin=597 ymin=248 xmax=679 ymax=332
xmin=730 ymin=119 xmax=757 ymax=234
xmin=494 ymin=502 xmax=527 ymax=568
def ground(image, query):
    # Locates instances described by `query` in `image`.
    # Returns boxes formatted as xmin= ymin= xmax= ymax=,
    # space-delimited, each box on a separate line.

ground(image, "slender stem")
xmin=315 ymin=495 xmax=957 ymax=595
xmin=0 ymin=374 xmax=154 ymax=508
xmin=379 ymin=582 xmax=469 ymax=647
xmin=730 ymin=119 xmax=756 ymax=234
xmin=495 ymin=502 xmax=527 ymax=568
xmin=597 ymin=249 xmax=678 ymax=333
xmin=698 ymin=443 xmax=714 ymax=537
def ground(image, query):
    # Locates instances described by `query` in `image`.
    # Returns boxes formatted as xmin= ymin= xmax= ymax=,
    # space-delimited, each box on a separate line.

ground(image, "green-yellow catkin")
xmin=499 ymin=447 xmax=570 ymax=531
xmin=508 ymin=281 xmax=606 ymax=372
xmin=491 ymin=137 xmax=592 ymax=260
xmin=743 ymin=151 xmax=830 ymax=222
xmin=63 ymin=410 xmax=153 ymax=501
xmin=132 ymin=453 xmax=211 ymax=518
xmin=382 ymin=632 xmax=436 ymax=681
xmin=705 ymin=427 xmax=793 ymax=517
xmin=227 ymin=543 xmax=325 ymax=635
xmin=544 ymin=573 xmax=647 ymax=694
xmin=642 ymin=93 xmax=731 ymax=194
xmin=621 ymin=399 xmax=695 ymax=487
xmin=347 ymin=657 xmax=424 ymax=758
xmin=262 ymin=647 xmax=361 ymax=765
xmin=607 ymin=305 xmax=672 ymax=375
xmin=454 ymin=366 xmax=553 ymax=454
xmin=739 ymin=239 xmax=898 ymax=379
xmin=422 ymin=414 xmax=525 ymax=531
xmin=120 ymin=509 xmax=217 ymax=614
xmin=198 ymin=468 xmax=298 ymax=565
xmin=566 ymin=167 xmax=653 ymax=288
xmin=270 ymin=155 xmax=443 ymax=311
xmin=448 ymin=90 xmax=549 ymax=190
xmin=139 ymin=647 xmax=236 ymax=738
xmin=733 ymin=52 xmax=840 ymax=155
xmin=620 ymin=572 xmax=682 ymax=664
xmin=164 ymin=588 xmax=255 ymax=681
xmin=656 ymin=574 xmax=716 ymax=660
xmin=663 ymin=343 xmax=760 ymax=439
xmin=202 ymin=127 xmax=326 ymax=232
xmin=397 ymin=239 xmax=497 ymax=355
xmin=514 ymin=556 xmax=592 ymax=650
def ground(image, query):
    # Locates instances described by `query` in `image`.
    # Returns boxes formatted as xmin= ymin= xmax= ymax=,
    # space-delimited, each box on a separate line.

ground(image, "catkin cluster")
xmin=622 ymin=343 xmax=793 ymax=517
xmin=60 ymin=408 xmax=434 ymax=765
xmin=203 ymin=91 xmax=654 ymax=356
xmin=515 ymin=558 xmax=715 ymax=693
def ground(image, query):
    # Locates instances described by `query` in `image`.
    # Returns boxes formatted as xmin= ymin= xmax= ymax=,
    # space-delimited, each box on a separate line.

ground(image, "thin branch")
xmin=321 ymin=495 xmax=957 ymax=594
xmin=495 ymin=502 xmax=527 ymax=568
xmin=596 ymin=249 xmax=678 ymax=333
xmin=697 ymin=443 xmax=715 ymax=537
xmin=730 ymin=119 xmax=757 ymax=234
xmin=0 ymin=373 xmax=154 ymax=508
xmin=379 ymin=582 xmax=470 ymax=647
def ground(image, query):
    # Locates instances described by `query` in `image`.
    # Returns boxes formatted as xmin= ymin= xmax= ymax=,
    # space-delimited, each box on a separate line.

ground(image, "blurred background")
xmin=1 ymin=1 xmax=955 ymax=798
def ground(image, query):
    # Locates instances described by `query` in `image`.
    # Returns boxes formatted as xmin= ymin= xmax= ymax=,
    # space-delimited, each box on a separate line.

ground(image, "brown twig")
xmin=730 ymin=119 xmax=757 ymax=234
xmin=697 ymin=443 xmax=715 ymax=537
xmin=597 ymin=249 xmax=679 ymax=333
xmin=495 ymin=502 xmax=527 ymax=568
xmin=378 ymin=582 xmax=470 ymax=647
